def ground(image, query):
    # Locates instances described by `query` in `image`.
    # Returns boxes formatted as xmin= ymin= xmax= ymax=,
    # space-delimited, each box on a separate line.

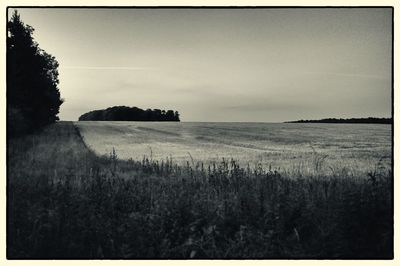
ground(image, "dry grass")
xmin=7 ymin=122 xmax=393 ymax=259
xmin=75 ymin=121 xmax=392 ymax=177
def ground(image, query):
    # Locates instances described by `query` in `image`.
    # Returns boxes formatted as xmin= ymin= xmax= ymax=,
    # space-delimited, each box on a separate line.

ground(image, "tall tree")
xmin=174 ymin=111 xmax=180 ymax=121
xmin=7 ymin=10 xmax=63 ymax=135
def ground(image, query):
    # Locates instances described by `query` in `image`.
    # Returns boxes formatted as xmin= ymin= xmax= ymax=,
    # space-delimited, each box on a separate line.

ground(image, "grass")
xmin=75 ymin=121 xmax=392 ymax=177
xmin=7 ymin=121 xmax=393 ymax=259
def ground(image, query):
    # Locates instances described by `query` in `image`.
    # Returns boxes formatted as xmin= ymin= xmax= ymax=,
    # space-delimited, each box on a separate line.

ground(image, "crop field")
xmin=75 ymin=121 xmax=392 ymax=177
xmin=8 ymin=122 xmax=393 ymax=258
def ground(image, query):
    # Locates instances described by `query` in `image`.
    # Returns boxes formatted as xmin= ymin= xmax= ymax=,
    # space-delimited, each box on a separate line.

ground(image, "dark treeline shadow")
xmin=79 ymin=106 xmax=180 ymax=122
xmin=286 ymin=117 xmax=392 ymax=124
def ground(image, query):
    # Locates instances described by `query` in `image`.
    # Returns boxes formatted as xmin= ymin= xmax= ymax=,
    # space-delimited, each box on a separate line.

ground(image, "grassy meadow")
xmin=7 ymin=121 xmax=393 ymax=258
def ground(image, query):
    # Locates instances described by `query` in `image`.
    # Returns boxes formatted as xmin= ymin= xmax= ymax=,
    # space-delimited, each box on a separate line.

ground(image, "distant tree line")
xmin=7 ymin=11 xmax=63 ymax=136
xmin=286 ymin=117 xmax=392 ymax=124
xmin=79 ymin=106 xmax=180 ymax=122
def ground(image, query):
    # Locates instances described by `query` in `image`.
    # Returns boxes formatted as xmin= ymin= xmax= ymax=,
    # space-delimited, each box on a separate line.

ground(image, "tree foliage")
xmin=7 ymin=11 xmax=63 ymax=136
xmin=79 ymin=106 xmax=180 ymax=122
xmin=286 ymin=117 xmax=392 ymax=124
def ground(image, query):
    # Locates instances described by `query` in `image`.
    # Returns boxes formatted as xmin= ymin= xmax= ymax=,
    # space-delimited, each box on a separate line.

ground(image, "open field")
xmin=7 ymin=121 xmax=393 ymax=258
xmin=76 ymin=121 xmax=392 ymax=177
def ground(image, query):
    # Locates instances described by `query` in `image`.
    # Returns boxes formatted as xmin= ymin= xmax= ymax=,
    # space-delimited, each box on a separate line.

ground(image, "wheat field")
xmin=8 ymin=122 xmax=393 ymax=258
xmin=75 ymin=121 xmax=391 ymax=177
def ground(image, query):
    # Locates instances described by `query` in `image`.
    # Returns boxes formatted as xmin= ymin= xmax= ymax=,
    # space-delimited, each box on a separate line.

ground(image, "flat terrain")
xmin=76 ymin=121 xmax=392 ymax=176
xmin=8 ymin=121 xmax=393 ymax=258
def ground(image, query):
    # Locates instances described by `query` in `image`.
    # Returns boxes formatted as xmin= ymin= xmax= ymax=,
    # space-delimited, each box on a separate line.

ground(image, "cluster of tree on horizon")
xmin=7 ymin=11 xmax=63 ymax=136
xmin=79 ymin=106 xmax=180 ymax=122
xmin=286 ymin=117 xmax=392 ymax=124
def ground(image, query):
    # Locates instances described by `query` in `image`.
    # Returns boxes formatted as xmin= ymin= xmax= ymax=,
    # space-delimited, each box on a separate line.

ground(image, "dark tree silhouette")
xmin=165 ymin=110 xmax=175 ymax=121
xmin=286 ymin=117 xmax=392 ymax=124
xmin=174 ymin=111 xmax=180 ymax=121
xmin=7 ymin=11 xmax=63 ymax=136
xmin=79 ymin=106 xmax=180 ymax=122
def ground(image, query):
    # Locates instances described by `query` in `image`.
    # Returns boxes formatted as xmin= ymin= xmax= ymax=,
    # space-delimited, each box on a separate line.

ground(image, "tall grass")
xmin=7 ymin=122 xmax=393 ymax=259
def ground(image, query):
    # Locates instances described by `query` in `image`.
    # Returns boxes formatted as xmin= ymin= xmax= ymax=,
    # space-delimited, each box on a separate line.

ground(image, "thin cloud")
xmin=303 ymin=71 xmax=389 ymax=80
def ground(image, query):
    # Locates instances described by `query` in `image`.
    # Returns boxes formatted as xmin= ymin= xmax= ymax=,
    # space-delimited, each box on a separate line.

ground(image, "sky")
xmin=10 ymin=8 xmax=392 ymax=122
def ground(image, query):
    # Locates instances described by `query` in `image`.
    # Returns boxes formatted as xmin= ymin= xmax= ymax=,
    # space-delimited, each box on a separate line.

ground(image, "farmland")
xmin=7 ymin=121 xmax=393 ymax=258
xmin=76 ymin=121 xmax=392 ymax=177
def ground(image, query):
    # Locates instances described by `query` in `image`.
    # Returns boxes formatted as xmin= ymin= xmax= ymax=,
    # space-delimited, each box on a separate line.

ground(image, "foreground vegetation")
xmin=7 ymin=122 xmax=393 ymax=259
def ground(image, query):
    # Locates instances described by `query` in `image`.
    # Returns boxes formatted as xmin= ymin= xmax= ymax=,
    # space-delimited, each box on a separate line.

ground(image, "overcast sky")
xmin=11 ymin=8 xmax=392 ymax=122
